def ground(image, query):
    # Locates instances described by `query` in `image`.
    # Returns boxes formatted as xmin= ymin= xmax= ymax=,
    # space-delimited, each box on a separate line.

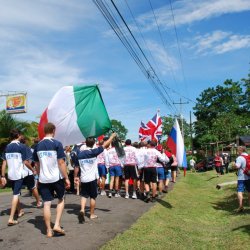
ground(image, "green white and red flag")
xmin=38 ymin=85 xmax=111 ymax=146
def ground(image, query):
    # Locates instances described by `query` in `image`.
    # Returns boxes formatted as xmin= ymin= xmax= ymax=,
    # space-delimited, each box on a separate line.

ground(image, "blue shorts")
xmin=39 ymin=179 xmax=65 ymax=202
xmin=165 ymin=169 xmax=171 ymax=179
xmin=11 ymin=179 xmax=24 ymax=195
xmin=237 ymin=179 xmax=250 ymax=192
xmin=98 ymin=164 xmax=107 ymax=177
xmin=109 ymin=166 xmax=122 ymax=177
xmin=157 ymin=167 xmax=166 ymax=180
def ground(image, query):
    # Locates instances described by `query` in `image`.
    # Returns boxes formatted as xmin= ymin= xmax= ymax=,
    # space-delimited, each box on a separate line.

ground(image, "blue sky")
xmin=0 ymin=0 xmax=250 ymax=142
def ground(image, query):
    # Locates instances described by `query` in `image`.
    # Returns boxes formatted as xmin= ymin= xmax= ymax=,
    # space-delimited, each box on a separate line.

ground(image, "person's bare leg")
xmin=125 ymin=179 xmax=129 ymax=195
xmin=8 ymin=195 xmax=19 ymax=224
xmin=152 ymin=183 xmax=157 ymax=197
xmin=115 ymin=176 xmax=120 ymax=191
xmin=101 ymin=177 xmax=106 ymax=191
xmin=158 ymin=180 xmax=163 ymax=193
xmin=80 ymin=197 xmax=87 ymax=213
xmin=32 ymin=187 xmax=41 ymax=206
xmin=43 ymin=201 xmax=52 ymax=237
xmin=53 ymin=199 xmax=65 ymax=232
xmin=237 ymin=192 xmax=243 ymax=208
xmin=90 ymin=198 xmax=97 ymax=218
xmin=109 ymin=176 xmax=114 ymax=190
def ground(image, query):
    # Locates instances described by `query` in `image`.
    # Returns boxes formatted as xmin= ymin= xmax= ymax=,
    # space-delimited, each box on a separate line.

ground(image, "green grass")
xmin=0 ymin=187 xmax=12 ymax=193
xmin=102 ymin=171 xmax=249 ymax=250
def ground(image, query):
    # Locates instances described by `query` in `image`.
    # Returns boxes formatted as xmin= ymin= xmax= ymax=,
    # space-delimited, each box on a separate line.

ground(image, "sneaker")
xmin=125 ymin=193 xmax=129 ymax=199
xmin=144 ymin=195 xmax=150 ymax=203
xmin=236 ymin=207 xmax=244 ymax=213
xmin=108 ymin=192 xmax=112 ymax=198
xmin=100 ymin=190 xmax=106 ymax=196
xmin=162 ymin=187 xmax=168 ymax=193
xmin=158 ymin=192 xmax=163 ymax=198
xmin=132 ymin=192 xmax=137 ymax=199
xmin=114 ymin=193 xmax=121 ymax=198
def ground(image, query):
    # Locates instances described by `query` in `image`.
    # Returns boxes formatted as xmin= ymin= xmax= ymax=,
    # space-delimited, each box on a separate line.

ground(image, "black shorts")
xmin=39 ymin=179 xmax=65 ymax=202
xmin=23 ymin=175 xmax=36 ymax=190
xmin=144 ymin=168 xmax=157 ymax=184
xmin=80 ymin=179 xmax=98 ymax=199
xmin=124 ymin=165 xmax=138 ymax=180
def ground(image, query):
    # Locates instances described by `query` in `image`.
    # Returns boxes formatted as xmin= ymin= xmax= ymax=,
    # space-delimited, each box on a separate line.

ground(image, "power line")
xmin=93 ymin=0 xmax=178 ymax=113
xmin=169 ymin=0 xmax=189 ymax=97
xmin=148 ymin=0 xmax=178 ymax=87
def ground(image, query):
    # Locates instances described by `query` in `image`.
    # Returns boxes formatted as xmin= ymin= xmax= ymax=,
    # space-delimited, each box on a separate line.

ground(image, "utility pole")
xmin=173 ymin=98 xmax=189 ymax=137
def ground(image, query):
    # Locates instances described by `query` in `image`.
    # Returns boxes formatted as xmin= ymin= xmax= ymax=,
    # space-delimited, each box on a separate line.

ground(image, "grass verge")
xmin=102 ymin=171 xmax=249 ymax=250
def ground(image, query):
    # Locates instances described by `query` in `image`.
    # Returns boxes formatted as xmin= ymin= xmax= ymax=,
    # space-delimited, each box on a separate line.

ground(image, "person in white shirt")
xmin=97 ymin=139 xmax=108 ymax=196
xmin=123 ymin=139 xmax=139 ymax=199
xmin=74 ymin=133 xmax=116 ymax=223
xmin=189 ymin=157 xmax=196 ymax=173
xmin=232 ymin=146 xmax=250 ymax=212
xmin=144 ymin=141 xmax=168 ymax=202
xmin=33 ymin=123 xmax=70 ymax=238
xmin=1 ymin=129 xmax=37 ymax=226
xmin=105 ymin=141 xmax=123 ymax=198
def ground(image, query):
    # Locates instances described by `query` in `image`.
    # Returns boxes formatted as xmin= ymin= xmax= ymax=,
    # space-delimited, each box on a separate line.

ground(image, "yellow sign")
xmin=6 ymin=94 xmax=27 ymax=114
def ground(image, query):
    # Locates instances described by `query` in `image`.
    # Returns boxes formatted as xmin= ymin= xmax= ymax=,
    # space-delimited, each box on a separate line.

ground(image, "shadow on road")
xmin=27 ymin=216 xmax=46 ymax=236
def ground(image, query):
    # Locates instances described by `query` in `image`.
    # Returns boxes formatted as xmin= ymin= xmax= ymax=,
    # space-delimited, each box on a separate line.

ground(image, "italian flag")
xmin=38 ymin=85 xmax=111 ymax=146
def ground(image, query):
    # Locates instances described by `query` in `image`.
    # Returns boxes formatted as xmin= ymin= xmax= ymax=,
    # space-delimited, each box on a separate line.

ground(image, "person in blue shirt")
xmin=74 ymin=133 xmax=116 ymax=223
xmin=1 ymin=129 xmax=37 ymax=226
xmin=33 ymin=122 xmax=70 ymax=237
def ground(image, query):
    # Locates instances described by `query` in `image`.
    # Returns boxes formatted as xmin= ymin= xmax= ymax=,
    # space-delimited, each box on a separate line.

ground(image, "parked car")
xmin=195 ymin=157 xmax=214 ymax=172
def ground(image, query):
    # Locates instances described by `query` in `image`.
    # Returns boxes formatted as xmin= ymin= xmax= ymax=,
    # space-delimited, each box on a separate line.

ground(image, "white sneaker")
xmin=125 ymin=193 xmax=129 ymax=199
xmin=132 ymin=192 xmax=137 ymax=199
xmin=100 ymin=190 xmax=106 ymax=196
xmin=108 ymin=192 xmax=112 ymax=198
xmin=114 ymin=193 xmax=120 ymax=198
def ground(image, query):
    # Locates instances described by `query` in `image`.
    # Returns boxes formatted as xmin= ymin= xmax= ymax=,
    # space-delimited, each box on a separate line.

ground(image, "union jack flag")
xmin=139 ymin=113 xmax=162 ymax=142
xmin=139 ymin=121 xmax=151 ymax=141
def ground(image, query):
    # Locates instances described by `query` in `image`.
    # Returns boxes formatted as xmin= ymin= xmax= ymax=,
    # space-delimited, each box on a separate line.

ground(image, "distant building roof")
xmin=239 ymin=136 xmax=250 ymax=146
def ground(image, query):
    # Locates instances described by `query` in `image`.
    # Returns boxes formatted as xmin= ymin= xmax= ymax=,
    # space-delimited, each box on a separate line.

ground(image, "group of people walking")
xmin=0 ymin=122 xmax=179 ymax=238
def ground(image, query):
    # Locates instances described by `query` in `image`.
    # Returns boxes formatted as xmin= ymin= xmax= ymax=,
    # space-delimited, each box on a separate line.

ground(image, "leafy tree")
xmin=193 ymin=76 xmax=250 ymax=148
xmin=106 ymin=119 xmax=128 ymax=140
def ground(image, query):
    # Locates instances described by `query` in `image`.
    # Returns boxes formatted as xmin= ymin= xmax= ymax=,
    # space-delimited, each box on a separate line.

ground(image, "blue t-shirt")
xmin=3 ymin=140 xmax=32 ymax=180
xmin=77 ymin=147 xmax=104 ymax=183
xmin=33 ymin=137 xmax=65 ymax=183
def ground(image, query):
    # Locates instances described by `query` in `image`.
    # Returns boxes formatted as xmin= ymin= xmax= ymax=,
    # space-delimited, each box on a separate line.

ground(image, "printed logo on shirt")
xmin=6 ymin=153 xmax=20 ymax=160
xmin=38 ymin=151 xmax=54 ymax=158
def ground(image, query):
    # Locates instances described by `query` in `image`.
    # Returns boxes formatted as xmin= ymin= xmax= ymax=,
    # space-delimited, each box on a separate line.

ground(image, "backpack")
xmin=241 ymin=154 xmax=250 ymax=176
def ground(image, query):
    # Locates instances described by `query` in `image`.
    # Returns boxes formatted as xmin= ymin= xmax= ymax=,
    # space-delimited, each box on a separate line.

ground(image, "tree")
xmin=193 ymin=76 xmax=250 ymax=148
xmin=0 ymin=110 xmax=39 ymax=148
xmin=107 ymin=119 xmax=128 ymax=140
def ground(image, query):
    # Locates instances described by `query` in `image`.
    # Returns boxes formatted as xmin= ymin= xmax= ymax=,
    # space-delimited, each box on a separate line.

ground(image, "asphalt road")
xmin=0 ymin=184 xmax=174 ymax=250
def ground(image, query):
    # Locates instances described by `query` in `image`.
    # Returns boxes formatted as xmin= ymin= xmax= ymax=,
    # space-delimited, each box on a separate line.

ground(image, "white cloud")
xmin=146 ymin=40 xmax=179 ymax=74
xmin=0 ymin=0 xmax=94 ymax=31
xmin=136 ymin=0 xmax=250 ymax=31
xmin=188 ymin=30 xmax=250 ymax=55
xmin=214 ymin=34 xmax=250 ymax=54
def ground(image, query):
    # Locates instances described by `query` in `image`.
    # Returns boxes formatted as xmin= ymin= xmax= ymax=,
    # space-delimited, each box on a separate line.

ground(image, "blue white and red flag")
xmin=166 ymin=118 xmax=187 ymax=168
xmin=146 ymin=112 xmax=162 ymax=142
xmin=139 ymin=121 xmax=151 ymax=141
